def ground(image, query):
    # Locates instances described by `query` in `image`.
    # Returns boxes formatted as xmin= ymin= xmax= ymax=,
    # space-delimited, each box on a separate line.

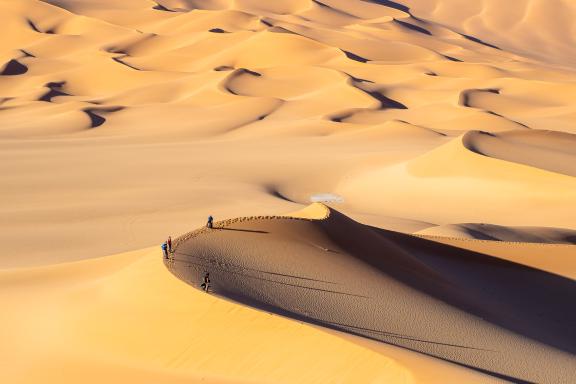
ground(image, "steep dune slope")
xmin=169 ymin=204 xmax=576 ymax=383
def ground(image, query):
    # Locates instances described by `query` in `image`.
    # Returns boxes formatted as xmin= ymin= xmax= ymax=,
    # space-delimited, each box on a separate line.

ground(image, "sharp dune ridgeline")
xmin=1 ymin=0 xmax=576 ymax=383
xmin=168 ymin=204 xmax=576 ymax=384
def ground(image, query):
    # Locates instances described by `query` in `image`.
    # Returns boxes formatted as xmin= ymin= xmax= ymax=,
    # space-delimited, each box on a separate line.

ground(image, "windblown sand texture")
xmin=169 ymin=204 xmax=576 ymax=383
xmin=1 ymin=0 xmax=576 ymax=383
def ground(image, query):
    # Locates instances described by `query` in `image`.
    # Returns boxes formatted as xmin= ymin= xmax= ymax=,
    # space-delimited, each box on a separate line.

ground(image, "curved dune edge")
xmin=173 ymin=202 xmax=330 ymax=249
xmin=172 ymin=201 xmax=576 ymax=278
xmin=0 ymin=247 xmax=495 ymax=384
xmin=462 ymin=130 xmax=576 ymax=177
xmin=413 ymin=235 xmax=576 ymax=280
xmin=169 ymin=204 xmax=576 ymax=383
xmin=407 ymin=132 xmax=576 ymax=181
xmin=285 ymin=201 xmax=331 ymax=219
xmin=337 ymin=132 xmax=576 ymax=230
xmin=416 ymin=222 xmax=576 ymax=244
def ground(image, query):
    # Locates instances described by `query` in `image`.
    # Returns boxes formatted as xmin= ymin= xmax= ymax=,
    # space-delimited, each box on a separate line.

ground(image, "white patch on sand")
xmin=310 ymin=193 xmax=344 ymax=203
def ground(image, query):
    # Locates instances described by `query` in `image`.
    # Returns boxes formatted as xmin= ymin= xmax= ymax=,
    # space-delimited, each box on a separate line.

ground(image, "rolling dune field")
xmin=1 ymin=0 xmax=575 ymax=383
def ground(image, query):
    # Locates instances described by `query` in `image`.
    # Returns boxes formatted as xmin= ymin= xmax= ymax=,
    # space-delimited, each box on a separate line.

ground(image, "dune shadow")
xmin=365 ymin=90 xmax=407 ymax=110
xmin=443 ymin=55 xmax=463 ymax=62
xmin=365 ymin=225 xmax=576 ymax=355
xmin=27 ymin=19 xmax=42 ymax=33
xmin=39 ymin=82 xmax=68 ymax=102
xmin=1 ymin=59 xmax=28 ymax=76
xmin=325 ymin=319 xmax=493 ymax=351
xmin=83 ymin=107 xmax=124 ymax=128
xmin=167 ymin=210 xmax=575 ymax=382
xmin=171 ymin=252 xmax=341 ymax=286
xmin=363 ymin=0 xmax=410 ymax=13
xmin=330 ymin=111 xmax=355 ymax=123
xmin=462 ymin=34 xmax=501 ymax=50
xmin=394 ymin=19 xmax=431 ymax=35
xmin=27 ymin=18 xmax=55 ymax=34
xmin=152 ymin=3 xmax=176 ymax=12
xmin=264 ymin=185 xmax=296 ymax=203
xmin=341 ymin=50 xmax=369 ymax=63
xmin=459 ymin=88 xmax=500 ymax=107
xmin=112 ymin=57 xmax=142 ymax=71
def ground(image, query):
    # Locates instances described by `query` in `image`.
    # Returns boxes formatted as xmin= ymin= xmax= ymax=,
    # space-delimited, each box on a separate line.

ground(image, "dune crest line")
xmin=167 ymin=203 xmax=576 ymax=384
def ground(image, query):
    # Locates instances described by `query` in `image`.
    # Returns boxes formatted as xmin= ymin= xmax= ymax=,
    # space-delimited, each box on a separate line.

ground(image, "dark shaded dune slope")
xmin=167 ymin=204 xmax=576 ymax=383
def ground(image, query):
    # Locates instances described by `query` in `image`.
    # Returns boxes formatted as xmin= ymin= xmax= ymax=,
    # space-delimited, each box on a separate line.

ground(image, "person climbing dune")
xmin=207 ymin=215 xmax=214 ymax=229
xmin=161 ymin=242 xmax=168 ymax=259
xmin=167 ymin=236 xmax=172 ymax=253
xmin=200 ymin=272 xmax=210 ymax=292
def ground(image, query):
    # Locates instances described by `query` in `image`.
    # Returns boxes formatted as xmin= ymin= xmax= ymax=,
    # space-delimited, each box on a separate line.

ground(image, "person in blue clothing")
xmin=207 ymin=215 xmax=214 ymax=229
xmin=161 ymin=242 xmax=168 ymax=259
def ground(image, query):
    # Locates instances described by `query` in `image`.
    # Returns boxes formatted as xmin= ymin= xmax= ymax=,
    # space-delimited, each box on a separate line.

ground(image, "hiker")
xmin=207 ymin=215 xmax=214 ymax=229
xmin=161 ymin=242 xmax=168 ymax=259
xmin=200 ymin=272 xmax=210 ymax=292
xmin=167 ymin=236 xmax=172 ymax=253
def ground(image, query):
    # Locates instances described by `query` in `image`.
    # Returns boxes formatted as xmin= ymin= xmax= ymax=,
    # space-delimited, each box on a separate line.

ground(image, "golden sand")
xmin=1 ymin=1 xmax=575 ymax=382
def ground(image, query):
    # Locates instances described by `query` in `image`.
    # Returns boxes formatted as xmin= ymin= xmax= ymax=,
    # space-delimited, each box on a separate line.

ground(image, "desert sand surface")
xmin=1 ymin=244 xmax=498 ymax=384
xmin=169 ymin=204 xmax=576 ymax=383
xmin=1 ymin=0 xmax=576 ymax=383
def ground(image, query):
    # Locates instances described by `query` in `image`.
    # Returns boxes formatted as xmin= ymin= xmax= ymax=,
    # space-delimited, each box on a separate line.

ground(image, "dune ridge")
xmin=416 ymin=223 xmax=576 ymax=245
xmin=462 ymin=130 xmax=576 ymax=177
xmin=169 ymin=203 xmax=576 ymax=384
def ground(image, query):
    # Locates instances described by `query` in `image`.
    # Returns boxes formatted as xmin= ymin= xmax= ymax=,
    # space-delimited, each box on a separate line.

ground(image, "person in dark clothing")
xmin=200 ymin=272 xmax=210 ymax=292
xmin=207 ymin=215 xmax=214 ymax=229
xmin=161 ymin=242 xmax=168 ymax=259
xmin=167 ymin=236 xmax=172 ymax=253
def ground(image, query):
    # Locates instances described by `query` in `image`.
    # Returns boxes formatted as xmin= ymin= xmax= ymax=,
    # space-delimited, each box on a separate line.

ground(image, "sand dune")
xmin=0 ymin=244 xmax=497 ymax=384
xmin=414 ymin=235 xmax=576 ymax=280
xmin=417 ymin=223 xmax=576 ymax=245
xmin=2 ymin=0 xmax=576 ymax=382
xmin=338 ymin=130 xmax=576 ymax=229
xmin=402 ymin=0 xmax=576 ymax=68
xmin=169 ymin=204 xmax=576 ymax=383
xmin=463 ymin=130 xmax=576 ymax=177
